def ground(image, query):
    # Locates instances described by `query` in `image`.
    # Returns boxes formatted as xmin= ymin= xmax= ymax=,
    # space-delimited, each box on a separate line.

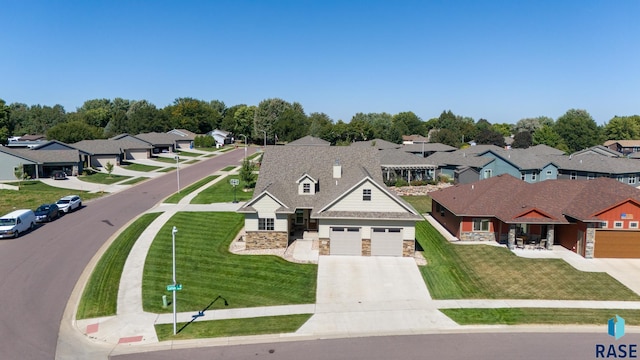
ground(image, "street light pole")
xmin=239 ymin=134 xmax=247 ymax=160
xmin=171 ymin=226 xmax=178 ymax=335
xmin=175 ymin=155 xmax=180 ymax=193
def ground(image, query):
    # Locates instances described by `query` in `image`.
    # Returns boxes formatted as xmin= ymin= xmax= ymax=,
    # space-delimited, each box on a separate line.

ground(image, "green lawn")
xmin=78 ymin=172 xmax=131 ymax=184
xmin=119 ymin=177 xmax=149 ymax=185
xmin=77 ymin=213 xmax=162 ymax=319
xmin=183 ymin=159 xmax=199 ymax=164
xmin=163 ymin=175 xmax=219 ymax=204
xmin=176 ymin=150 xmax=201 ymax=157
xmin=0 ymin=181 xmax=104 ymax=215
xmin=416 ymin=222 xmax=640 ymax=300
xmin=153 ymin=157 xmax=186 ymax=164
xmin=142 ymin=212 xmax=317 ymax=313
xmin=401 ymin=195 xmax=432 ymax=214
xmin=190 ymin=177 xmax=254 ymax=204
xmin=121 ymin=163 xmax=162 ymax=172
xmin=247 ymin=152 xmax=262 ymax=161
xmin=155 ymin=314 xmax=312 ymax=340
xmin=442 ymin=308 xmax=640 ymax=325
xmin=158 ymin=167 xmax=174 ymax=172
xmin=221 ymin=166 xmax=237 ymax=172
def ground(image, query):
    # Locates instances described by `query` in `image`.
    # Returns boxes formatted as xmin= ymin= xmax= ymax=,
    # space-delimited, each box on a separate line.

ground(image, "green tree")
xmin=554 ymin=109 xmax=601 ymax=153
xmin=532 ymin=125 xmax=568 ymax=152
xmin=393 ymin=111 xmax=424 ymax=136
xmin=430 ymin=129 xmax=461 ymax=147
xmin=491 ymin=123 xmax=513 ymax=137
xmin=603 ymin=115 xmax=640 ymax=140
xmin=512 ymin=131 xmax=533 ymax=148
xmin=253 ymin=98 xmax=300 ymax=143
xmin=308 ymin=112 xmax=333 ymax=140
xmin=14 ymin=163 xmax=27 ymax=189
xmin=127 ymin=100 xmax=169 ymax=134
xmin=46 ymin=121 xmax=103 ymax=143
xmin=166 ymin=98 xmax=219 ymax=134
xmin=0 ymin=99 xmax=11 ymax=144
xmin=104 ymin=161 xmax=114 ymax=177
xmin=476 ymin=129 xmax=506 ymax=147
xmin=475 ymin=118 xmax=492 ymax=132
xmin=273 ymin=108 xmax=310 ymax=142
xmin=239 ymin=158 xmax=257 ymax=189
xmin=78 ymin=99 xmax=113 ymax=128
xmin=514 ymin=116 xmax=554 ymax=134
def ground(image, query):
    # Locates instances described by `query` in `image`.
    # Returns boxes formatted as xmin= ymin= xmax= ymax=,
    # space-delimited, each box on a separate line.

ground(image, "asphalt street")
xmin=0 ymin=148 xmax=248 ymax=360
xmin=112 ymin=332 xmax=640 ymax=360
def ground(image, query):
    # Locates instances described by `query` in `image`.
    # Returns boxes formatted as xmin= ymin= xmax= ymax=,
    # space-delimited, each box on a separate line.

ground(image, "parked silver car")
xmin=56 ymin=195 xmax=82 ymax=214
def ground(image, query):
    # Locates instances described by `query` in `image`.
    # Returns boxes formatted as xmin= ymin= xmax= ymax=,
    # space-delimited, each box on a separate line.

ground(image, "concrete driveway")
xmin=296 ymin=256 xmax=458 ymax=336
xmin=591 ymin=258 xmax=640 ymax=295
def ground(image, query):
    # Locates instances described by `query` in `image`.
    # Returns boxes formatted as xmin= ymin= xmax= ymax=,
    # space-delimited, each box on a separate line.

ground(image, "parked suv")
xmin=51 ymin=170 xmax=67 ymax=180
xmin=56 ymin=195 xmax=82 ymax=214
xmin=34 ymin=203 xmax=60 ymax=222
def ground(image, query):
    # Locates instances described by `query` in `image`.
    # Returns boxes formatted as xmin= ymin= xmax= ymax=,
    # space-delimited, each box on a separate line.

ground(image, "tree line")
xmin=0 ymin=97 xmax=638 ymax=154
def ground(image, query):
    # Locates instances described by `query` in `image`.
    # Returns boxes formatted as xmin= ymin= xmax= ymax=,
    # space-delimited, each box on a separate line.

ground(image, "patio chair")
xmin=537 ymin=239 xmax=547 ymax=250
xmin=516 ymin=237 xmax=525 ymax=249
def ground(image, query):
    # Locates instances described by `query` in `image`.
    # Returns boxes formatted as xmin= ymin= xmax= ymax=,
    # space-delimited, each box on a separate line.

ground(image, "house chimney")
xmin=333 ymin=159 xmax=342 ymax=179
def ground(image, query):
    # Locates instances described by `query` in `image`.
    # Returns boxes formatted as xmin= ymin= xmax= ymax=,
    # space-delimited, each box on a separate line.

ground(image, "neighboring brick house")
xmin=429 ymin=174 xmax=640 ymax=258
xmin=237 ymin=146 xmax=423 ymax=257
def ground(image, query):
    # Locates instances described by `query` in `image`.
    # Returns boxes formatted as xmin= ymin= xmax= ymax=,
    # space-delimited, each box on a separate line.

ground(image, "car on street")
xmin=51 ymin=170 xmax=67 ymax=180
xmin=0 ymin=209 xmax=36 ymax=238
xmin=56 ymin=195 xmax=82 ymax=214
xmin=34 ymin=203 xmax=60 ymax=222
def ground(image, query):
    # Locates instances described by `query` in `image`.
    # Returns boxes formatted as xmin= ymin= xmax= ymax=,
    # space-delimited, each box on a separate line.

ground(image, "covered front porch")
xmin=382 ymin=165 xmax=437 ymax=185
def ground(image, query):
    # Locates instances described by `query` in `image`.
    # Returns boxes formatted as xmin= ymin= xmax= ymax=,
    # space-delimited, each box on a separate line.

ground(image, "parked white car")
xmin=0 ymin=209 xmax=36 ymax=238
xmin=56 ymin=195 xmax=82 ymax=214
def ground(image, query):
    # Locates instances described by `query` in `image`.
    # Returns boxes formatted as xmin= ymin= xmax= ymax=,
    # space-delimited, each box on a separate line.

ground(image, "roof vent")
xmin=333 ymin=159 xmax=342 ymax=179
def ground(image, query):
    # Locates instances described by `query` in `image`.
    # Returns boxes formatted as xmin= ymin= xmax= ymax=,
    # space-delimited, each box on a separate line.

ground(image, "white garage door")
xmin=330 ymin=227 xmax=362 ymax=256
xmin=126 ymin=149 xmax=149 ymax=160
xmin=371 ymin=228 xmax=403 ymax=257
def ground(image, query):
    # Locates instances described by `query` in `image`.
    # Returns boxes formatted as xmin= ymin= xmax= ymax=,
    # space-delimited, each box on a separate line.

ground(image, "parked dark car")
xmin=34 ymin=203 xmax=60 ymax=223
xmin=51 ymin=170 xmax=67 ymax=180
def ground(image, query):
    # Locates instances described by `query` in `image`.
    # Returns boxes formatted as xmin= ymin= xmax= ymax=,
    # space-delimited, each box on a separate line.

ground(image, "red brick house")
xmin=429 ymin=174 xmax=640 ymax=258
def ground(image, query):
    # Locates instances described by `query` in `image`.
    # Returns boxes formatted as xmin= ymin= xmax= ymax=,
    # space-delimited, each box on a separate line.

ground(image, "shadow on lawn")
xmin=177 ymin=295 xmax=229 ymax=334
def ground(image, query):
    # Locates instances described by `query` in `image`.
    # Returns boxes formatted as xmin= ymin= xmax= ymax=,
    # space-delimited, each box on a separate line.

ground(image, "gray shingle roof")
xmin=286 ymin=135 xmax=330 ymax=146
xmin=245 ymin=146 xmax=420 ymax=220
xmin=379 ymin=149 xmax=437 ymax=168
xmin=134 ymin=132 xmax=180 ymax=145
xmin=73 ymin=139 xmax=152 ymax=155
xmin=351 ymin=139 xmax=401 ymax=150
xmin=425 ymin=150 xmax=494 ymax=168
xmin=552 ymin=153 xmax=640 ymax=174
xmin=10 ymin=149 xmax=80 ymax=163
xmin=402 ymin=143 xmax=457 ymax=153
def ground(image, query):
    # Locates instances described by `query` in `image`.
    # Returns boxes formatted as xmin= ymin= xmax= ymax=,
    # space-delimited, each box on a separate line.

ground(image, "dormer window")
xmin=363 ymin=189 xmax=372 ymax=201
xmin=303 ymin=183 xmax=311 ymax=193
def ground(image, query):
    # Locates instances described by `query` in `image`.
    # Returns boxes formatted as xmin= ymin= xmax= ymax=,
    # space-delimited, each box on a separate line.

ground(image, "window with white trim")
xmin=531 ymin=172 xmax=537 ymax=181
xmin=600 ymin=221 xmax=608 ymax=229
xmin=618 ymin=176 xmax=624 ymax=183
xmin=587 ymin=173 xmax=595 ymax=180
xmin=546 ymin=170 xmax=552 ymax=178
xmin=303 ymin=183 xmax=311 ymax=193
xmin=570 ymin=172 xmax=577 ymax=180
xmin=472 ymin=218 xmax=490 ymax=232
xmin=629 ymin=175 xmax=637 ymax=185
xmin=483 ymin=169 xmax=492 ymax=179
xmin=614 ymin=221 xmax=623 ymax=229
xmin=258 ymin=218 xmax=274 ymax=230
xmin=630 ymin=221 xmax=638 ymax=229
xmin=363 ymin=189 xmax=372 ymax=201
xmin=521 ymin=173 xmax=526 ymax=181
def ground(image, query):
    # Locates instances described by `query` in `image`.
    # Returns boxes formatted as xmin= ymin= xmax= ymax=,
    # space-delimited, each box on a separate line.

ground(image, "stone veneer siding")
xmin=245 ymin=231 xmax=288 ymax=250
xmin=403 ymin=240 xmax=415 ymax=257
xmin=459 ymin=232 xmax=496 ymax=242
xmin=319 ymin=238 xmax=330 ymax=255
xmin=362 ymin=239 xmax=371 ymax=256
xmin=585 ymin=225 xmax=596 ymax=259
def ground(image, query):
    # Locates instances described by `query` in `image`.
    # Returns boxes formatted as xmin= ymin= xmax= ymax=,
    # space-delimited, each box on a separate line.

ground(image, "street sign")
xmin=166 ymin=284 xmax=182 ymax=291
xmin=230 ymin=179 xmax=239 ymax=186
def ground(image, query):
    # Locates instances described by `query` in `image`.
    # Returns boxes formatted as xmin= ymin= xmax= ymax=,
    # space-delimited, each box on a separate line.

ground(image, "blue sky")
xmin=2 ymin=0 xmax=639 ymax=124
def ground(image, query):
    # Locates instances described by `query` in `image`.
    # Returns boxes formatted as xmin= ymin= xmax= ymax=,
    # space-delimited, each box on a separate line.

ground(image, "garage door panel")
xmin=330 ymin=227 xmax=361 ymax=256
xmin=595 ymin=231 xmax=640 ymax=258
xmin=371 ymin=228 xmax=403 ymax=257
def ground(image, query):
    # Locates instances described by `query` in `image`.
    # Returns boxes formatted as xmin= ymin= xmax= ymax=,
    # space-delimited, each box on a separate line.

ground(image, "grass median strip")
xmin=77 ymin=212 xmax=163 ymax=319
xmin=155 ymin=314 xmax=312 ymax=340
xmin=142 ymin=212 xmax=317 ymax=313
xmin=416 ymin=221 xmax=640 ymax=301
xmin=119 ymin=177 xmax=149 ymax=185
xmin=121 ymin=163 xmax=162 ymax=172
xmin=442 ymin=308 xmax=640 ymax=325
xmin=163 ymin=175 xmax=219 ymax=204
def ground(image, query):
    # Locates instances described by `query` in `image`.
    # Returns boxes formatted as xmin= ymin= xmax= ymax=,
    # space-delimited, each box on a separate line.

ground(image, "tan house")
xmin=238 ymin=146 xmax=423 ymax=257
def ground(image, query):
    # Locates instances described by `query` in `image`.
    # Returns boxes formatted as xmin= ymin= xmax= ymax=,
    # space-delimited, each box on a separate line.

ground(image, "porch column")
xmin=546 ymin=225 xmax=554 ymax=250
xmin=585 ymin=224 xmax=596 ymax=259
xmin=507 ymin=224 xmax=516 ymax=250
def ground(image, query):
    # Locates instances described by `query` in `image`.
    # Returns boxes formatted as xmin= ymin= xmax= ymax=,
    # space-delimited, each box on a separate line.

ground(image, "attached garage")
xmin=125 ymin=149 xmax=149 ymax=160
xmin=594 ymin=230 xmax=640 ymax=258
xmin=371 ymin=228 xmax=404 ymax=256
xmin=330 ymin=227 xmax=361 ymax=256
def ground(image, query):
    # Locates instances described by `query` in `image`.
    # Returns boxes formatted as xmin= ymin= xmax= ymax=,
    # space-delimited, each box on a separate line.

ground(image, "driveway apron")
xmin=296 ymin=256 xmax=458 ymax=335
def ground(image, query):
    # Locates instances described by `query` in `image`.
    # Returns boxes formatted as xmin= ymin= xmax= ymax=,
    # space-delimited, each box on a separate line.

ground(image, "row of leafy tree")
xmin=1 ymin=97 xmax=639 ymax=154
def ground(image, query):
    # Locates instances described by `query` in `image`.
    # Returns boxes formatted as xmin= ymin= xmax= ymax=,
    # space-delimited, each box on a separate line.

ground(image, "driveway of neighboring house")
xmin=296 ymin=256 xmax=458 ymax=336
xmin=591 ymin=258 xmax=640 ymax=295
